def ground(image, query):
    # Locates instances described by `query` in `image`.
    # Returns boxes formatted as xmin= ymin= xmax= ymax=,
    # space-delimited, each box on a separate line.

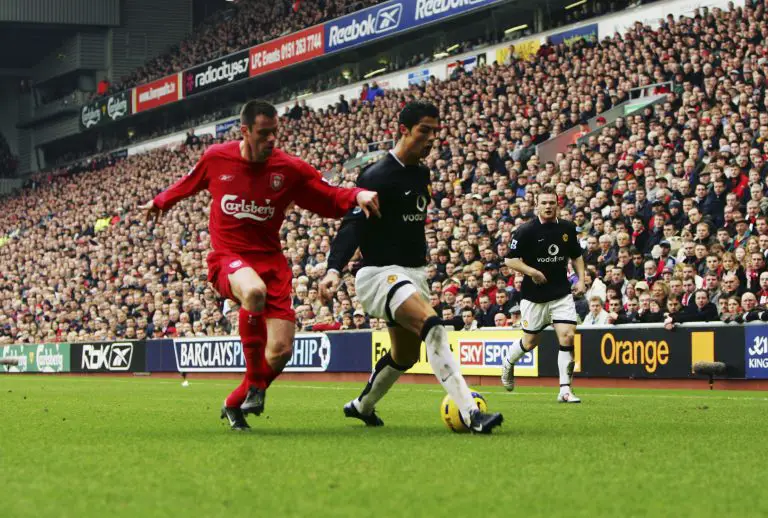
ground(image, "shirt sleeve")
xmin=508 ymin=225 xmax=527 ymax=259
xmin=568 ymin=223 xmax=583 ymax=259
xmin=327 ymin=209 xmax=365 ymax=273
xmin=292 ymin=160 xmax=365 ymax=218
xmin=153 ymin=154 xmax=209 ymax=211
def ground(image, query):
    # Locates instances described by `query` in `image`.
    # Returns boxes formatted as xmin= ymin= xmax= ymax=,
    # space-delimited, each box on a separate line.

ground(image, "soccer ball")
xmin=440 ymin=392 xmax=488 ymax=433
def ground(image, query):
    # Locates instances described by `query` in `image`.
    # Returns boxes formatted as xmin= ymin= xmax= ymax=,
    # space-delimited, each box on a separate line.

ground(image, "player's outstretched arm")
xmin=293 ymin=161 xmax=380 ymax=219
xmin=150 ymin=155 xmax=210 ymax=217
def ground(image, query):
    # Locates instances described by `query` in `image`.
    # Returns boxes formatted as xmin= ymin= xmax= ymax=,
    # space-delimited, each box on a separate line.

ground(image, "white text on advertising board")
xmin=251 ymin=32 xmax=323 ymax=70
xmin=194 ymin=57 xmax=249 ymax=88
xmin=139 ymin=81 xmax=176 ymax=104
xmin=749 ymin=334 xmax=768 ymax=369
xmin=414 ymin=0 xmax=485 ymax=20
xmin=328 ymin=4 xmax=402 ymax=47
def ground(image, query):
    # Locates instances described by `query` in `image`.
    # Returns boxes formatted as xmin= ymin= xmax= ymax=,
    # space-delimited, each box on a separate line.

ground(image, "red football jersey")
xmin=153 ymin=141 xmax=363 ymax=254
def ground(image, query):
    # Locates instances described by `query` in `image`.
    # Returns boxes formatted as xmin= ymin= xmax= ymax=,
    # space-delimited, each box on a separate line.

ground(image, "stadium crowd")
xmin=107 ymin=0 xmax=385 ymax=94
xmin=3 ymin=1 xmax=768 ymax=344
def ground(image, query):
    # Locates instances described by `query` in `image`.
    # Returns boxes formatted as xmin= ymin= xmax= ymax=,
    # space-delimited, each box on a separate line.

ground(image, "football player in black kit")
xmin=502 ymin=185 xmax=586 ymax=403
xmin=319 ymin=101 xmax=503 ymax=433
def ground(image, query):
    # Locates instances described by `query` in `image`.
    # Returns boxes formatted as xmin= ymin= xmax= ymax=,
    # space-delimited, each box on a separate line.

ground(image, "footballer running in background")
xmin=502 ymin=185 xmax=585 ymax=403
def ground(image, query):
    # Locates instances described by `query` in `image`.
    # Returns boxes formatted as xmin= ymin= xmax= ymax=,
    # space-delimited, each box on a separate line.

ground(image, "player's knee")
xmin=241 ymin=283 xmax=267 ymax=313
xmin=560 ymin=329 xmax=575 ymax=345
xmin=267 ymin=340 xmax=293 ymax=364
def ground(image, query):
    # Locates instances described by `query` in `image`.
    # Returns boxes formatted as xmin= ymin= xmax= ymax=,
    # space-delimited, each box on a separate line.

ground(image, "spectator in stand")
xmin=582 ymin=296 xmax=610 ymax=326
xmin=665 ymin=290 xmax=718 ymax=329
xmin=460 ymin=308 xmax=478 ymax=331
xmin=493 ymin=312 xmax=508 ymax=328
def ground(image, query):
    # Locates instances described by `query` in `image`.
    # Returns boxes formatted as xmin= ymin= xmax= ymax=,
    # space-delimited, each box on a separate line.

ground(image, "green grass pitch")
xmin=1 ymin=376 xmax=766 ymax=518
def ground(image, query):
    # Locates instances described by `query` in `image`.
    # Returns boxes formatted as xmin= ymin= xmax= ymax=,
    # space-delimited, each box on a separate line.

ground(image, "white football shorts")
xmin=520 ymin=294 xmax=578 ymax=333
xmin=355 ymin=265 xmax=429 ymax=324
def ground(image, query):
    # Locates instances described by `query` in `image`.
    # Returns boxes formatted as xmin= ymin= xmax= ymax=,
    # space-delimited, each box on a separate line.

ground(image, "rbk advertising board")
xmin=325 ymin=0 xmax=501 ymax=53
xmin=71 ymin=341 xmax=146 ymax=373
xmin=184 ymin=49 xmax=250 ymax=97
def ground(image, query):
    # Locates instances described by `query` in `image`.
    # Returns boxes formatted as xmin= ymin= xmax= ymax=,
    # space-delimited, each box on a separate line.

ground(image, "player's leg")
xmin=552 ymin=295 xmax=580 ymax=403
xmin=241 ymin=258 xmax=296 ymax=416
xmin=501 ymin=299 xmax=547 ymax=391
xmin=215 ymin=264 xmax=268 ymax=429
xmin=394 ymin=293 xmax=503 ymax=433
xmin=345 ymin=325 xmax=419 ymax=426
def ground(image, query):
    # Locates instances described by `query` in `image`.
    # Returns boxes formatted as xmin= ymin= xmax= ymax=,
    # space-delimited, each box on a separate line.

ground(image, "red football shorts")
xmin=207 ymin=250 xmax=295 ymax=322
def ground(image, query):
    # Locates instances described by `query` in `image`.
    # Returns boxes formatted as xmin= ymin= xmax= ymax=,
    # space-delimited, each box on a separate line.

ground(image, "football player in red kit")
xmin=141 ymin=100 xmax=380 ymax=430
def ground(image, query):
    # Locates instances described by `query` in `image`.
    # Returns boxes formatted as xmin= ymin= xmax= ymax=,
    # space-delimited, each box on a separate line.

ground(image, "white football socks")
xmin=506 ymin=339 xmax=528 ymax=366
xmin=558 ymin=347 xmax=575 ymax=393
xmin=424 ymin=323 xmax=477 ymax=420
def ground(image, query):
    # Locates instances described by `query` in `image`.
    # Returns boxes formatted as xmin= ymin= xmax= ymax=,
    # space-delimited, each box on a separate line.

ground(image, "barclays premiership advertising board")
xmin=171 ymin=334 xmax=332 ymax=373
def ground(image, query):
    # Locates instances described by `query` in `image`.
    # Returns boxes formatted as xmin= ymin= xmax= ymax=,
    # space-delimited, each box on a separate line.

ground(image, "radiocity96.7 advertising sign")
xmin=325 ymin=0 xmax=501 ymax=53
xmin=0 ymin=343 xmax=71 ymax=373
xmin=184 ymin=49 xmax=250 ymax=97
xmin=371 ymin=329 xmax=537 ymax=377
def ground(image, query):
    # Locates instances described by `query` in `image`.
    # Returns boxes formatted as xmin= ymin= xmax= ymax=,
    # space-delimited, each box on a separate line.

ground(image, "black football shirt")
xmin=508 ymin=218 xmax=582 ymax=303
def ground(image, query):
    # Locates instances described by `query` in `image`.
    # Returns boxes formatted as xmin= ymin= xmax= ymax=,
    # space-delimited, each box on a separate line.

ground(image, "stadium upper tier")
xmin=110 ymin=0 xmax=387 ymax=95
xmin=1 ymin=2 xmax=766 ymax=345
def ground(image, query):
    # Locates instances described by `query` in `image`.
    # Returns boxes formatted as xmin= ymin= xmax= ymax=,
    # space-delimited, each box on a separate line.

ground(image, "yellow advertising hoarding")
xmin=371 ymin=329 xmax=538 ymax=377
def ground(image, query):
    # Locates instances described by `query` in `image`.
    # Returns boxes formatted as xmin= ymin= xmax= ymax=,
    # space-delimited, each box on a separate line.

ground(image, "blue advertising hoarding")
xmin=745 ymin=325 xmax=768 ymax=379
xmin=325 ymin=0 xmax=501 ymax=53
xmin=144 ymin=332 xmax=371 ymax=373
xmin=548 ymin=23 xmax=598 ymax=47
xmin=408 ymin=68 xmax=430 ymax=85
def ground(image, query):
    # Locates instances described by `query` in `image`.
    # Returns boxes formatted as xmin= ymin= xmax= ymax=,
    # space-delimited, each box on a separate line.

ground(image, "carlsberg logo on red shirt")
xmin=221 ymin=194 xmax=276 ymax=221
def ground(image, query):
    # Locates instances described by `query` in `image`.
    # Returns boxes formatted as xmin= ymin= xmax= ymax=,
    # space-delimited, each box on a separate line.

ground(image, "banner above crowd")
xmin=81 ymin=0 xmax=504 ymax=128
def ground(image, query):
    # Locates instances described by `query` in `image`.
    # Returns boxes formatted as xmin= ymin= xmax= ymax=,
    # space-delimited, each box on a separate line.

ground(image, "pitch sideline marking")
xmin=1 ymin=376 xmax=767 ymax=402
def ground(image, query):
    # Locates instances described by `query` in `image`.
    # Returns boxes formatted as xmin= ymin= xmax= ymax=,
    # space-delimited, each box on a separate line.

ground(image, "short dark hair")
xmin=240 ymin=100 xmax=277 ymax=127
xmin=399 ymin=101 xmax=439 ymax=130
xmin=539 ymin=184 xmax=557 ymax=197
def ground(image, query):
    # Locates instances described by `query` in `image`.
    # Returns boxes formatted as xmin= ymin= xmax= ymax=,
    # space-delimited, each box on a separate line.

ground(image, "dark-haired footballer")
xmin=502 ymin=185 xmax=586 ymax=403
xmin=141 ymin=100 xmax=380 ymax=430
xmin=320 ymin=101 xmax=503 ymax=434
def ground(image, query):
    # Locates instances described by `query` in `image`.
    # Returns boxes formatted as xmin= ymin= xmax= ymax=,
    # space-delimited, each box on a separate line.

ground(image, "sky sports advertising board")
xmin=324 ymin=0 xmax=502 ymax=53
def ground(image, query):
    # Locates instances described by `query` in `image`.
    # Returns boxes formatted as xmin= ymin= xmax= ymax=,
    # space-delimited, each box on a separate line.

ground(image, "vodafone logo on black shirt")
xmin=184 ymin=50 xmax=250 ymax=96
